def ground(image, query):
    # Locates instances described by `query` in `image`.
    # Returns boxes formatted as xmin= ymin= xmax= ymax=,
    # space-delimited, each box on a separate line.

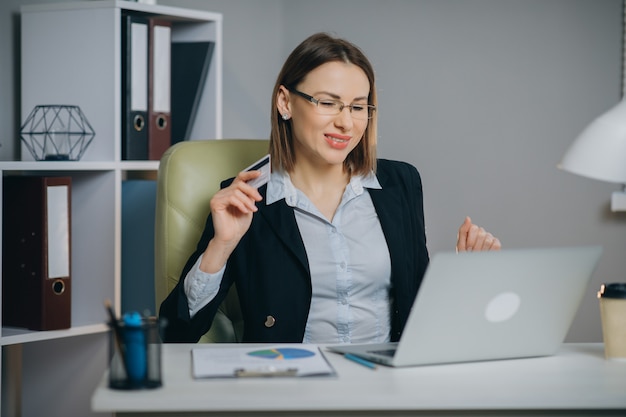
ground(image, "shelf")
xmin=19 ymin=1 xmax=222 ymax=162
xmin=21 ymin=1 xmax=223 ymax=23
xmin=0 ymin=160 xmax=117 ymax=172
xmin=2 ymin=2 xmax=222 ymax=414
xmin=1 ymin=323 xmax=109 ymax=346
xmin=0 ymin=160 xmax=159 ymax=172
xmin=121 ymin=160 xmax=160 ymax=171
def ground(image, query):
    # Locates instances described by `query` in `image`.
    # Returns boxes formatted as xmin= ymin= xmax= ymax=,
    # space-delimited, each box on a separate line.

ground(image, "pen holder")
xmin=108 ymin=315 xmax=162 ymax=389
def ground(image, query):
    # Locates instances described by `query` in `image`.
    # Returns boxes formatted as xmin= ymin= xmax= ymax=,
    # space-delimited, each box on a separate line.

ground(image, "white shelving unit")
xmin=1 ymin=2 xmax=222 ymax=415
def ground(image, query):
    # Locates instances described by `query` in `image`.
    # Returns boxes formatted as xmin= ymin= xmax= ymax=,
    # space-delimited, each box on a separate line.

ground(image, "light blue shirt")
xmin=185 ymin=170 xmax=392 ymax=344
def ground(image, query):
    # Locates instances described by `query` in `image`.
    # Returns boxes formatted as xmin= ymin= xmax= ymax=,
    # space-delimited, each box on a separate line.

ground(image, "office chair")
xmin=154 ymin=139 xmax=269 ymax=343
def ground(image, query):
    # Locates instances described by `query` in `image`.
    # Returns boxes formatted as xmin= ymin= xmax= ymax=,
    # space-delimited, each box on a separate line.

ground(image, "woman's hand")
xmin=199 ymin=170 xmax=263 ymax=273
xmin=456 ymin=216 xmax=501 ymax=252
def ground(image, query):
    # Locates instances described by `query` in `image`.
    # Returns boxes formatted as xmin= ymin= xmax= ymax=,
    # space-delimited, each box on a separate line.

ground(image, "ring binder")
xmin=170 ymin=41 xmax=214 ymax=144
xmin=122 ymin=13 xmax=149 ymax=160
xmin=148 ymin=18 xmax=172 ymax=160
xmin=2 ymin=176 xmax=72 ymax=331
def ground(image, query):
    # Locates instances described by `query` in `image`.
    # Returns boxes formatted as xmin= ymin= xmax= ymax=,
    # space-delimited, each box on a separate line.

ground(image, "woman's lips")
xmin=324 ymin=133 xmax=351 ymax=150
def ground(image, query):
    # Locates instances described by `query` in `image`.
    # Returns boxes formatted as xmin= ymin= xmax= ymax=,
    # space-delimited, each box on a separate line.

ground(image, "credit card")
xmin=244 ymin=154 xmax=271 ymax=189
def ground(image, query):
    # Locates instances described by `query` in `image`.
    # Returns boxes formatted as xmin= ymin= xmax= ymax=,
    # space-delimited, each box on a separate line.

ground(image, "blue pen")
xmin=123 ymin=311 xmax=147 ymax=383
xmin=344 ymin=353 xmax=377 ymax=370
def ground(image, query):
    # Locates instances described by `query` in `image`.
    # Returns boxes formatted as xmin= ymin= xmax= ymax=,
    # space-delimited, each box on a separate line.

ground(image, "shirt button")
xmin=264 ymin=315 xmax=275 ymax=328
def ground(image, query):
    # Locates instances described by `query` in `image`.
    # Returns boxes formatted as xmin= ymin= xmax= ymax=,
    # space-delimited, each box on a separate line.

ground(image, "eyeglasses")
xmin=287 ymin=87 xmax=376 ymax=120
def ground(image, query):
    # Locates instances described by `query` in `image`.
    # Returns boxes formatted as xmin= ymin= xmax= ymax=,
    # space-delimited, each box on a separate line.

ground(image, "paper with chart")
xmin=191 ymin=345 xmax=335 ymax=378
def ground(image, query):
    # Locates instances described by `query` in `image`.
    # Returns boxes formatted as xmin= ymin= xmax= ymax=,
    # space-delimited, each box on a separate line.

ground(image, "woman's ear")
xmin=276 ymin=85 xmax=291 ymax=118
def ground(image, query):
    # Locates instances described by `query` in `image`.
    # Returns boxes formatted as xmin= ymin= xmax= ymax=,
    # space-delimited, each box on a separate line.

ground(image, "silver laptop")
xmin=327 ymin=245 xmax=603 ymax=367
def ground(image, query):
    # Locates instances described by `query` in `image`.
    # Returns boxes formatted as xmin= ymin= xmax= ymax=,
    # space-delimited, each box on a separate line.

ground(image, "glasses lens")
xmin=316 ymin=100 xmax=342 ymax=115
xmin=350 ymin=104 xmax=374 ymax=120
xmin=315 ymin=100 xmax=375 ymax=120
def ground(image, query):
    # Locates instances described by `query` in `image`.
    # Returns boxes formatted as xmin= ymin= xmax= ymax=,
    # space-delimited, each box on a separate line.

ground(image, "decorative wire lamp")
xmin=20 ymin=105 xmax=95 ymax=161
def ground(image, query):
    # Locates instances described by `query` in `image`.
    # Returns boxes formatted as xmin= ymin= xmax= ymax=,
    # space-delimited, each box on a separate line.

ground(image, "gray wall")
xmin=2 ymin=0 xmax=624 ymax=343
xmin=158 ymin=0 xmax=626 ymax=343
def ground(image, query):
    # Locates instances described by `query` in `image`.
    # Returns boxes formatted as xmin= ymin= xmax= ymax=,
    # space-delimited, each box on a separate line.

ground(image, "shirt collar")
xmin=266 ymin=169 xmax=382 ymax=207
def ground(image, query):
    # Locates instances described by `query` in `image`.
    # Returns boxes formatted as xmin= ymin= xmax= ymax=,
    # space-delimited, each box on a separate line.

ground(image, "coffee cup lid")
xmin=598 ymin=283 xmax=626 ymax=299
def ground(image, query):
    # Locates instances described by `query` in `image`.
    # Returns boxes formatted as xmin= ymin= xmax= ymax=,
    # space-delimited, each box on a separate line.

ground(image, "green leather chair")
xmin=154 ymin=139 xmax=269 ymax=343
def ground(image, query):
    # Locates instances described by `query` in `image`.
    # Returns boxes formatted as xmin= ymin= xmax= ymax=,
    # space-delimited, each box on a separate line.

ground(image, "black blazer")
xmin=160 ymin=159 xmax=429 ymax=343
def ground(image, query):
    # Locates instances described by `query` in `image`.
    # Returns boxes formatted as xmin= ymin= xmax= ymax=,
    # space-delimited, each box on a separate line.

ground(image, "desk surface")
xmin=92 ymin=343 xmax=626 ymax=416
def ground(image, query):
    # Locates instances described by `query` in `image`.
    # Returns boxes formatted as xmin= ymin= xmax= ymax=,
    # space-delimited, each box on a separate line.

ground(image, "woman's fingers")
xmin=456 ymin=216 xmax=501 ymax=252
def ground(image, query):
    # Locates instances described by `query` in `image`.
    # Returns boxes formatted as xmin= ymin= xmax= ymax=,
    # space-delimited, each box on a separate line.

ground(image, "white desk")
xmin=92 ymin=343 xmax=626 ymax=416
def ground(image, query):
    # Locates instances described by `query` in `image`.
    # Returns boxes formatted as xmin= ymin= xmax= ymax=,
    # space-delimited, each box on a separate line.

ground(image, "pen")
xmin=344 ymin=353 xmax=377 ymax=370
xmin=104 ymin=299 xmax=128 ymax=375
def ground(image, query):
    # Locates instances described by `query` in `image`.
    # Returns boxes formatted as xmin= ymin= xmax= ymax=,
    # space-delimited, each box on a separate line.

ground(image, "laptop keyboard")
xmin=368 ymin=348 xmax=396 ymax=357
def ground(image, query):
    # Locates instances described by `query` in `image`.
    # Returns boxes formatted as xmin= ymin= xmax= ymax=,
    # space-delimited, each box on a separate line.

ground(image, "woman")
xmin=159 ymin=32 xmax=500 ymax=344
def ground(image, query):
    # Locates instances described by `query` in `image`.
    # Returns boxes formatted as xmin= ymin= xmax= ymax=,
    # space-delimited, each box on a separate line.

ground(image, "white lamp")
xmin=558 ymin=98 xmax=626 ymax=211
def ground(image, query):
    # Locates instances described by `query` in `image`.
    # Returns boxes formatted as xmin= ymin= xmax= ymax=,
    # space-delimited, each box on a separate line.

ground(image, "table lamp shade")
xmin=558 ymin=99 xmax=626 ymax=184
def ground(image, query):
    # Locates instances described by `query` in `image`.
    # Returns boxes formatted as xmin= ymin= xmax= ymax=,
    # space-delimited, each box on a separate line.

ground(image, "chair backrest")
xmin=155 ymin=139 xmax=269 ymax=342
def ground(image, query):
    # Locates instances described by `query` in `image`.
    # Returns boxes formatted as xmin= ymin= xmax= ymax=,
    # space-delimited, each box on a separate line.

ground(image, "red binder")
xmin=2 ymin=176 xmax=72 ymax=331
xmin=148 ymin=18 xmax=172 ymax=161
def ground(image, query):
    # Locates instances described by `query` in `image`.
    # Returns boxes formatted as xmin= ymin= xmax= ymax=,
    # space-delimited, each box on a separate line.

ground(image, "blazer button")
xmin=264 ymin=315 xmax=275 ymax=328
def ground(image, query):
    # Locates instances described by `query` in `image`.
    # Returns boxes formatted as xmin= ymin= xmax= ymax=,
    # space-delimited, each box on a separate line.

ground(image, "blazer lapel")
xmin=369 ymin=169 xmax=407 ymax=287
xmin=259 ymin=200 xmax=310 ymax=276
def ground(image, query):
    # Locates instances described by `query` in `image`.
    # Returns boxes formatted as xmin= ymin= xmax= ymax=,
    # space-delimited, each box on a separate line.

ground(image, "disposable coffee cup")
xmin=597 ymin=283 xmax=626 ymax=360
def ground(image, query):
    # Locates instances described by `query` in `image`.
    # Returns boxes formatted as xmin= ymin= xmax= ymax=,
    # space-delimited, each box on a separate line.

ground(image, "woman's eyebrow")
xmin=314 ymin=91 xmax=369 ymax=101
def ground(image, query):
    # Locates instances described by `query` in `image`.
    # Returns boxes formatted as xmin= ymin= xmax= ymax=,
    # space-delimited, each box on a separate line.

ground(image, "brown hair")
xmin=269 ymin=32 xmax=378 ymax=175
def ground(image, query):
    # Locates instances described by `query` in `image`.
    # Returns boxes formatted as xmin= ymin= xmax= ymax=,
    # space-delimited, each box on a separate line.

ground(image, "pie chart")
xmin=247 ymin=348 xmax=315 ymax=360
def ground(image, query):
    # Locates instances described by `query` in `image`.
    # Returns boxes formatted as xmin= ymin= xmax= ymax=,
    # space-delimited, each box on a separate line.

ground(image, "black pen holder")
xmin=108 ymin=316 xmax=162 ymax=390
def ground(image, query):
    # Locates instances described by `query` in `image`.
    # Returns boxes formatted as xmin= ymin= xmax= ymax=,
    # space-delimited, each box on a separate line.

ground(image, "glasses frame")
xmin=287 ymin=87 xmax=376 ymax=120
